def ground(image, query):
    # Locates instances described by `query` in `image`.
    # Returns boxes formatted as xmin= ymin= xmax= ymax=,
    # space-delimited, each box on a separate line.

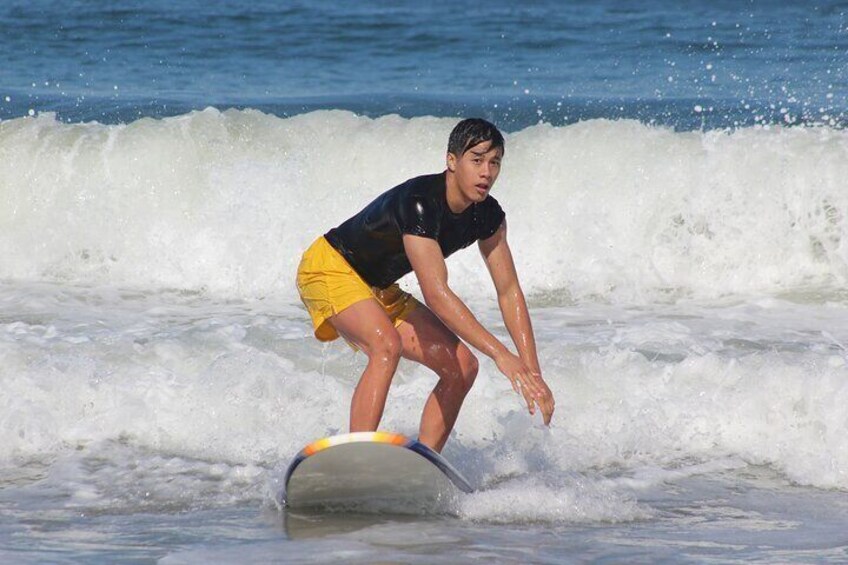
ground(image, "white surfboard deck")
xmin=282 ymin=432 xmax=473 ymax=510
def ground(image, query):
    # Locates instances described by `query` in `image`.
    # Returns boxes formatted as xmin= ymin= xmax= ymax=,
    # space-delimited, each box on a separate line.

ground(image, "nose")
xmin=481 ymin=163 xmax=493 ymax=179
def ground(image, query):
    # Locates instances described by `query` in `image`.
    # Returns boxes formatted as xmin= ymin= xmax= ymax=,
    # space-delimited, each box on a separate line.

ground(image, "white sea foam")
xmin=457 ymin=473 xmax=651 ymax=524
xmin=2 ymin=110 xmax=847 ymax=301
xmin=2 ymin=282 xmax=847 ymax=516
xmin=2 ymin=110 xmax=848 ymax=525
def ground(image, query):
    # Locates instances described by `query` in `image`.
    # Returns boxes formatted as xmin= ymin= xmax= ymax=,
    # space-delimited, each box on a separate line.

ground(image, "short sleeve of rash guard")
xmin=477 ymin=197 xmax=506 ymax=241
xmin=397 ymin=195 xmax=440 ymax=239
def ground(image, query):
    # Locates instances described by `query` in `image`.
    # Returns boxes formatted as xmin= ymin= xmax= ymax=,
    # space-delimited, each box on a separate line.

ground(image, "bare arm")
xmin=479 ymin=221 xmax=555 ymax=422
xmin=403 ymin=231 xmax=553 ymax=423
xmin=403 ymin=234 xmax=507 ymax=360
xmin=478 ymin=221 xmax=539 ymax=370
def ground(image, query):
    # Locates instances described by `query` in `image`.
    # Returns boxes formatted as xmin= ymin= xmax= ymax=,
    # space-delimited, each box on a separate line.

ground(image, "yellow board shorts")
xmin=296 ymin=236 xmax=420 ymax=342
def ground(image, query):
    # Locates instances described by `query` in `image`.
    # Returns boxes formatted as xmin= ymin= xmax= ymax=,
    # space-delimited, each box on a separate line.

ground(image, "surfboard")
xmin=281 ymin=431 xmax=473 ymax=510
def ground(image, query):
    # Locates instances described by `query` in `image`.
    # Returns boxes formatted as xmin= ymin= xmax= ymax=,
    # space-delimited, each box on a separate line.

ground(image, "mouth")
xmin=474 ymin=183 xmax=490 ymax=194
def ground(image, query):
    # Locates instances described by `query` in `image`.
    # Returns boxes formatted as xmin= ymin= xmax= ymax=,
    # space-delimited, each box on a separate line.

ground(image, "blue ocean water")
xmin=1 ymin=0 xmax=846 ymax=129
xmin=3 ymin=1 xmax=848 ymax=563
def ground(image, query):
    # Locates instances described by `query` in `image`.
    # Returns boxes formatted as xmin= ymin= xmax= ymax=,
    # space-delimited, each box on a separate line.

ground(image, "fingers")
xmin=514 ymin=378 xmax=555 ymax=425
xmin=498 ymin=354 xmax=554 ymax=423
xmin=528 ymin=376 xmax=555 ymax=426
xmin=515 ymin=369 xmax=544 ymax=400
xmin=509 ymin=378 xmax=535 ymax=414
xmin=510 ymin=378 xmax=521 ymax=395
xmin=539 ymin=393 xmax=554 ymax=425
xmin=520 ymin=382 xmax=536 ymax=415
xmin=513 ymin=374 xmax=541 ymax=414
xmin=541 ymin=386 xmax=555 ymax=425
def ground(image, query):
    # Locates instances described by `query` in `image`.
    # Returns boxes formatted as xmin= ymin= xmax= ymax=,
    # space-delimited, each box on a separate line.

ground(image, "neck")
xmin=444 ymin=169 xmax=471 ymax=214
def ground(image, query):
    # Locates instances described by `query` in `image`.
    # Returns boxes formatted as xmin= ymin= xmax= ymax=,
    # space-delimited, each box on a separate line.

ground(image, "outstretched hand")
xmin=494 ymin=350 xmax=555 ymax=425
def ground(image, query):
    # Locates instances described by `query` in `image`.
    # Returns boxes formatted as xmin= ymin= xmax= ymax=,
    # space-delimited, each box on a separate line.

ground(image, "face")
xmin=447 ymin=140 xmax=503 ymax=204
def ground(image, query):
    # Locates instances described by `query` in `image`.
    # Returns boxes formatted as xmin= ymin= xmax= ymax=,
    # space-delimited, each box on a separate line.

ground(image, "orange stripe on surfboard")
xmin=301 ymin=431 xmax=409 ymax=457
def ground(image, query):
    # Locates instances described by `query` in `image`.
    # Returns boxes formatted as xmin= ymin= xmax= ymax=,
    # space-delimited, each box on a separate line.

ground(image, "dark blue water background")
xmin=1 ymin=1 xmax=846 ymax=129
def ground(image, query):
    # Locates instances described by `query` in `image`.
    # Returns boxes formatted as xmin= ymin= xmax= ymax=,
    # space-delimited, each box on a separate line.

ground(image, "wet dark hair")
xmin=447 ymin=118 xmax=505 ymax=157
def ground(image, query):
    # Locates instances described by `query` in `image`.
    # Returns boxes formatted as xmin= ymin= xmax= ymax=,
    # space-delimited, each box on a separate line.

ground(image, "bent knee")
xmin=454 ymin=345 xmax=479 ymax=389
xmin=365 ymin=327 xmax=403 ymax=365
xmin=457 ymin=346 xmax=480 ymax=381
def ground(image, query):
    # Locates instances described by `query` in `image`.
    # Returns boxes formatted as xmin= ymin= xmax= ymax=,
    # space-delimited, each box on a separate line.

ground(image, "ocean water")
xmin=2 ymin=1 xmax=848 ymax=563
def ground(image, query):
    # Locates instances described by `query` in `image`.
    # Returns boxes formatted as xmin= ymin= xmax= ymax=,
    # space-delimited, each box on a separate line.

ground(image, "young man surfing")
xmin=296 ymin=118 xmax=555 ymax=452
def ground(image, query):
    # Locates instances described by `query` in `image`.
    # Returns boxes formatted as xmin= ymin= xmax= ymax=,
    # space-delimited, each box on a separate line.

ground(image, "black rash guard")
xmin=324 ymin=172 xmax=505 ymax=289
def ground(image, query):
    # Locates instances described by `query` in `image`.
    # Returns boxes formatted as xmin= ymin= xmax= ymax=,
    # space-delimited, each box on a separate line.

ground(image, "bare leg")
xmin=329 ymin=299 xmax=402 ymax=432
xmin=396 ymin=306 xmax=479 ymax=452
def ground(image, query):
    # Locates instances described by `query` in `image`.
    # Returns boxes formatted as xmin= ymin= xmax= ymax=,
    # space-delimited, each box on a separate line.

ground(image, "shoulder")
xmin=394 ymin=173 xmax=445 ymax=237
xmin=475 ymin=195 xmax=506 ymax=240
xmin=479 ymin=194 xmax=504 ymax=215
xmin=398 ymin=172 xmax=444 ymax=195
xmin=395 ymin=173 xmax=443 ymax=209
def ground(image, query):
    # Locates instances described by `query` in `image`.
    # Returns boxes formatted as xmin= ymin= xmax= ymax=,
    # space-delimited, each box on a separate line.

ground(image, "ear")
xmin=446 ymin=152 xmax=457 ymax=172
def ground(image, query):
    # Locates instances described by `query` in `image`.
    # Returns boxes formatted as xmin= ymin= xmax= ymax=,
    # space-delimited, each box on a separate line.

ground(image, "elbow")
xmin=497 ymin=286 xmax=521 ymax=306
xmin=421 ymin=285 xmax=451 ymax=314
